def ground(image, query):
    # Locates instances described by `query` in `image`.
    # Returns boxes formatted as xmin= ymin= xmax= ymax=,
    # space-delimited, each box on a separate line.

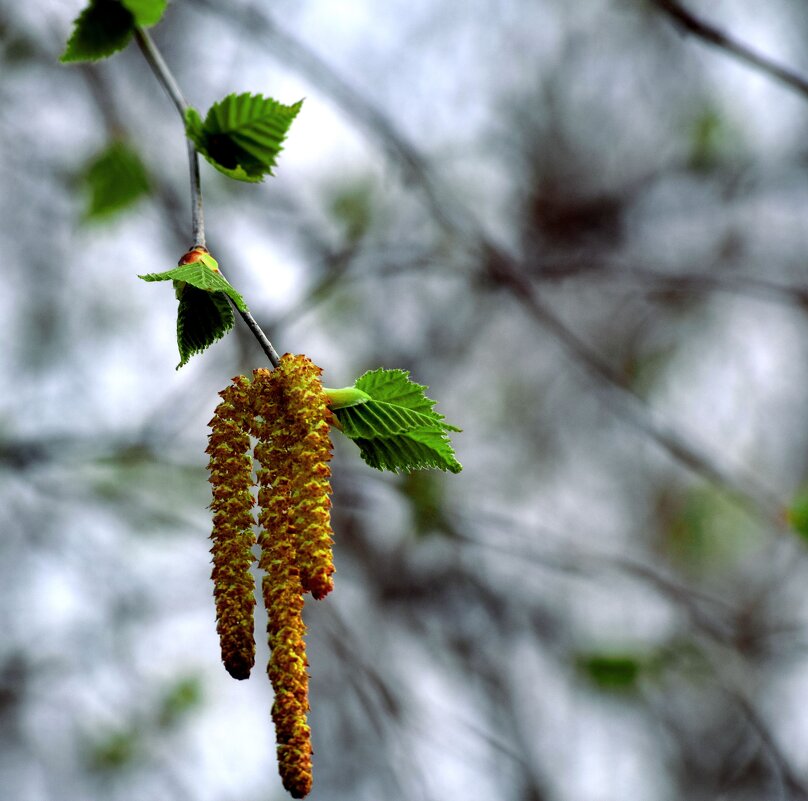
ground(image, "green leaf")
xmin=120 ymin=0 xmax=167 ymax=26
xmin=139 ymin=258 xmax=246 ymax=368
xmin=576 ymin=653 xmax=643 ymax=694
xmin=176 ymin=286 xmax=234 ymax=369
xmin=82 ymin=140 xmax=150 ymax=220
xmin=333 ymin=369 xmax=462 ymax=474
xmin=61 ymin=0 xmax=135 ymax=63
xmin=184 ymin=93 xmax=303 ymax=182
xmin=139 ymin=261 xmax=248 ymax=312
xmin=60 ymin=0 xmax=166 ymax=64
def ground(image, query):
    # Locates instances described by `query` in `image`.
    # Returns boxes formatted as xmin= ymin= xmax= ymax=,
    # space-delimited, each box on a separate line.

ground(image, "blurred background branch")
xmin=652 ymin=0 xmax=808 ymax=99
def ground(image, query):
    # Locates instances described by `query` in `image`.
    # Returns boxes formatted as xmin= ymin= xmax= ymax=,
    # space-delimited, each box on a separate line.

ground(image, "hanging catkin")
xmin=252 ymin=362 xmax=311 ymax=797
xmin=208 ymin=356 xmax=335 ymax=797
xmin=278 ymin=355 xmax=335 ymax=600
xmin=206 ymin=375 xmax=257 ymax=680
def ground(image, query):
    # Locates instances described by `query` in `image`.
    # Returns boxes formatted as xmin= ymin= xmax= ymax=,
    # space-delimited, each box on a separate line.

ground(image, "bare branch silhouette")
xmin=133 ymin=27 xmax=206 ymax=249
xmin=651 ymin=0 xmax=808 ymax=101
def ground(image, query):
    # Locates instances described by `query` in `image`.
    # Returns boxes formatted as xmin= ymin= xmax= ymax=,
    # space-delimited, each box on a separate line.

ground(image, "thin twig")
xmin=133 ymin=27 xmax=205 ymax=248
xmin=85 ymin=64 xmax=281 ymax=369
xmin=236 ymin=306 xmax=281 ymax=367
xmin=132 ymin=27 xmax=188 ymax=115
xmin=133 ymin=26 xmax=286 ymax=366
xmin=700 ymin=650 xmax=808 ymax=800
xmin=448 ymin=505 xmax=739 ymax=643
xmin=652 ymin=0 xmax=808 ymax=101
xmin=526 ymin=256 xmax=808 ymax=311
xmin=185 ymin=139 xmax=205 ymax=248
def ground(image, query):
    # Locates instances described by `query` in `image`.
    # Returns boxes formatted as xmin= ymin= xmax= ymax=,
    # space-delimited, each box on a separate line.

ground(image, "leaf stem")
xmin=134 ymin=26 xmax=205 ymax=248
xmin=134 ymin=26 xmax=282 ymax=368
xmin=323 ymin=386 xmax=371 ymax=409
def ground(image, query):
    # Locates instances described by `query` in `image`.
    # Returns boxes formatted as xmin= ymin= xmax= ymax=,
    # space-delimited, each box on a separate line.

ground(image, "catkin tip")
xmin=224 ymin=653 xmax=254 ymax=681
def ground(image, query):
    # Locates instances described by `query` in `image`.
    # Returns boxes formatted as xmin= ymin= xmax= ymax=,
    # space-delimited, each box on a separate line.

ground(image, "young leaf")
xmin=61 ymin=0 xmax=135 ymax=63
xmin=355 ymin=368 xmax=452 ymax=417
xmin=185 ymin=93 xmax=303 ymax=182
xmin=60 ymin=0 xmax=166 ymax=64
xmin=140 ymin=253 xmax=246 ymax=368
xmin=176 ymin=286 xmax=234 ymax=369
xmin=82 ymin=140 xmax=150 ymax=220
xmin=139 ymin=261 xmax=248 ymax=312
xmin=332 ymin=369 xmax=462 ymax=473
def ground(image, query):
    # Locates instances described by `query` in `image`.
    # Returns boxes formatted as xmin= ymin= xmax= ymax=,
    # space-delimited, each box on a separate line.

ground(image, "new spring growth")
xmin=57 ymin=4 xmax=463 ymax=794
xmin=207 ymin=356 xmax=335 ymax=797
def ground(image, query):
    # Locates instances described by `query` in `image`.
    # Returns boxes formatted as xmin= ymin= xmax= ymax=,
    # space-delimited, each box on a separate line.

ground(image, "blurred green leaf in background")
xmin=81 ymin=140 xmax=150 ymax=221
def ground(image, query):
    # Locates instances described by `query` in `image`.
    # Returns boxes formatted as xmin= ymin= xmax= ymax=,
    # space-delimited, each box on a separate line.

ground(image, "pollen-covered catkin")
xmin=252 ymin=366 xmax=313 ymax=798
xmin=273 ymin=354 xmax=336 ymax=600
xmin=260 ymin=523 xmax=312 ymax=799
xmin=206 ymin=375 xmax=257 ymax=680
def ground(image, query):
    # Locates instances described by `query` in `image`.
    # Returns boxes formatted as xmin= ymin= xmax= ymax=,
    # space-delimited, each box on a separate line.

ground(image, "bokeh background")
xmin=5 ymin=1 xmax=808 ymax=799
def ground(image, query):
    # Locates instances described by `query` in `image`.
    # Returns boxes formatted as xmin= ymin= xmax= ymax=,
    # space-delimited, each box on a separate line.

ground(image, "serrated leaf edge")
xmin=60 ymin=0 xmax=135 ymax=63
xmin=184 ymin=94 xmax=302 ymax=183
xmin=175 ymin=290 xmax=234 ymax=369
xmin=138 ymin=263 xmax=248 ymax=312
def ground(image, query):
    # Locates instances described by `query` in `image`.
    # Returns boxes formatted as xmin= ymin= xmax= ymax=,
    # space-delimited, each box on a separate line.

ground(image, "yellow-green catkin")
xmin=252 ymin=366 xmax=313 ymax=798
xmin=206 ymin=375 xmax=257 ymax=681
xmin=252 ymin=355 xmax=335 ymax=594
xmin=276 ymin=354 xmax=335 ymax=600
